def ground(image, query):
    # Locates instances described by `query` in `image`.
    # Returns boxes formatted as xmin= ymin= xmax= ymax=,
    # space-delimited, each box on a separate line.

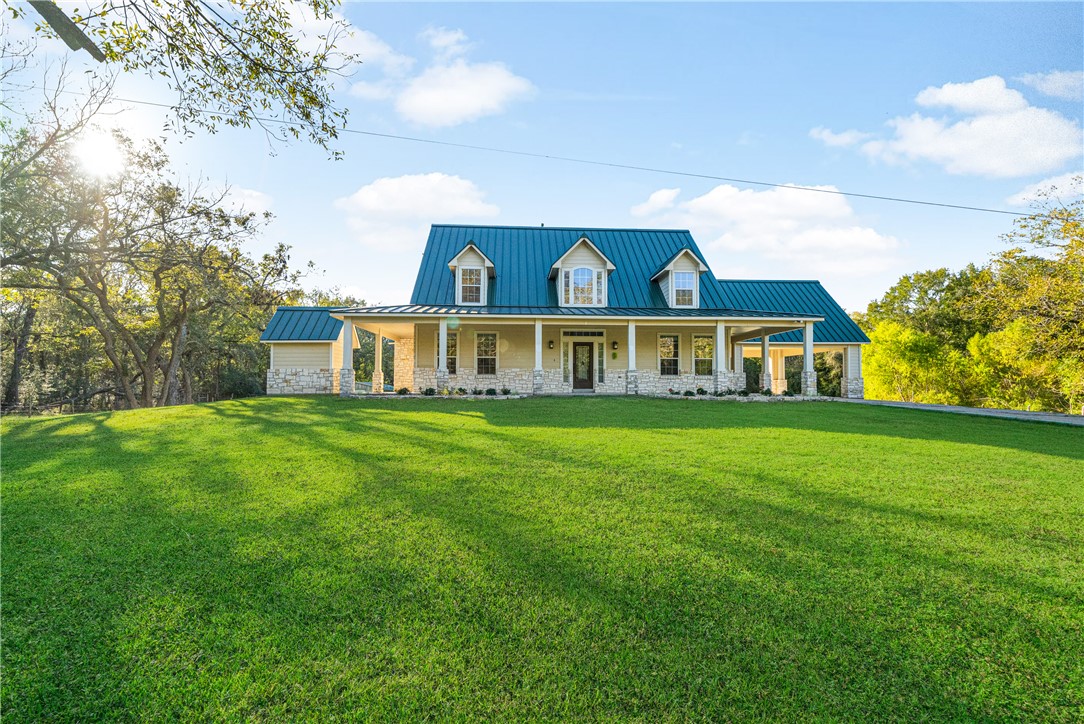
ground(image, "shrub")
xmin=760 ymin=388 xmax=773 ymax=396
xmin=396 ymin=387 xmax=410 ymax=395
xmin=696 ymin=387 xmax=708 ymax=396
xmin=722 ymin=388 xmax=738 ymax=396
xmin=668 ymin=388 xmax=680 ymax=396
xmin=455 ymin=387 xmax=467 ymax=396
xmin=500 ymin=387 xmax=511 ymax=395
xmin=783 ymin=389 xmax=795 ymax=397
xmin=423 ymin=388 xmax=436 ymax=396
xmin=737 ymin=389 xmax=750 ymax=397
xmin=220 ymin=368 xmax=264 ymax=399
xmin=485 ymin=388 xmax=497 ymax=396
xmin=440 ymin=388 xmax=451 ymax=396
xmin=712 ymin=390 xmax=726 ymax=397
xmin=682 ymin=390 xmax=695 ymax=397
xmin=471 ymin=388 xmax=484 ymax=396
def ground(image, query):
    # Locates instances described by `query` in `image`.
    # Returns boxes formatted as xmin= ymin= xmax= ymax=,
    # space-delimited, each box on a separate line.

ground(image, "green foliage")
xmin=3 ymin=397 xmax=1080 ymax=720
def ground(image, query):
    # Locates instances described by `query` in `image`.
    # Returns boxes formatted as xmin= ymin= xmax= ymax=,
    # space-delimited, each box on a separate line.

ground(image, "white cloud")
xmin=219 ymin=186 xmax=273 ymax=216
xmin=1017 ymin=70 xmax=1084 ymax=102
xmin=335 ymin=173 xmax=499 ymax=249
xmin=915 ymin=76 xmax=1027 ymax=114
xmin=809 ymin=127 xmax=873 ymax=148
xmin=1005 ymin=173 xmax=1084 ymax=207
xmin=395 ymin=59 xmax=535 ymax=128
xmin=812 ymin=76 xmax=1082 ymax=178
xmin=420 ymin=26 xmax=471 ymax=60
xmin=287 ymin=5 xmax=413 ymax=77
xmin=630 ymin=184 xmax=901 ymax=276
xmin=631 ymin=188 xmax=681 ymax=217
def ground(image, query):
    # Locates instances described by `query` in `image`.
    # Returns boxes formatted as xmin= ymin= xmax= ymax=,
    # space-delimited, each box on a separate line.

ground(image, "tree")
xmin=16 ymin=0 xmax=357 ymax=155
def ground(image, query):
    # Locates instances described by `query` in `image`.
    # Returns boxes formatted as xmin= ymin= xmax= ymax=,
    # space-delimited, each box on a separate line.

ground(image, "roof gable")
xmin=548 ymin=235 xmax=616 ymax=278
xmin=411 ymin=225 xmax=732 ymax=308
xmin=651 ymin=247 xmax=708 ymax=281
xmin=447 ymin=242 xmax=495 ymax=276
xmin=717 ymin=280 xmax=870 ymax=344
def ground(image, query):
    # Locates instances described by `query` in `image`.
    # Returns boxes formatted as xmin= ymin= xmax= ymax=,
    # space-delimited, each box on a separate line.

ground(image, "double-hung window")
xmin=460 ymin=267 xmax=483 ymax=304
xmin=435 ymin=332 xmax=458 ymax=374
xmin=476 ymin=332 xmax=497 ymax=375
xmin=693 ymin=335 xmax=713 ymax=376
xmin=659 ymin=335 xmax=679 ymax=376
xmin=673 ymin=272 xmax=695 ymax=307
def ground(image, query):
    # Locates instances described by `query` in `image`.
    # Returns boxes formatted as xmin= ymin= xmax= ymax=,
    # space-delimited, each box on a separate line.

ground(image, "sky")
xmin=7 ymin=2 xmax=1084 ymax=311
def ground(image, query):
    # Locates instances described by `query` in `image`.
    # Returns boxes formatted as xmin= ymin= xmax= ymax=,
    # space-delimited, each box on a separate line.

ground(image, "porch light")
xmin=548 ymin=340 xmax=554 ymax=350
xmin=612 ymin=340 xmax=619 ymax=350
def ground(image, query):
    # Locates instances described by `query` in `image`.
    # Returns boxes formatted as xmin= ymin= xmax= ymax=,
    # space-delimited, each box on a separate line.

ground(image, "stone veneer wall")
xmin=843 ymin=377 xmax=865 ymax=399
xmin=267 ymin=368 xmax=339 ymax=395
xmin=636 ymin=371 xmax=718 ymax=396
xmin=414 ymin=368 xmax=533 ymax=394
xmin=412 ymin=367 xmax=751 ymax=395
xmin=393 ymin=338 xmax=414 ymax=392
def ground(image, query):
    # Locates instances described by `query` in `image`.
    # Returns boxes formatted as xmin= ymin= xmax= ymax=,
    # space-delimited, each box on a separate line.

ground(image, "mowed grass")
xmin=2 ymin=397 xmax=1082 ymax=721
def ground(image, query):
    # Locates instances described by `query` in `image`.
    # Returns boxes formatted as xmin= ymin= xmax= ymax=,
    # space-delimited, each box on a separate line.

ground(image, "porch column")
xmin=760 ymin=332 xmax=772 ymax=392
xmin=626 ymin=321 xmax=638 ymax=395
xmin=770 ymin=348 xmax=787 ymax=394
xmin=732 ymin=342 xmax=744 ymax=391
xmin=533 ymin=319 xmax=544 ymax=394
xmin=714 ymin=321 xmax=727 ymax=393
xmin=842 ymin=344 xmax=864 ymax=399
xmin=339 ymin=319 xmax=354 ymax=397
xmin=372 ymin=328 xmax=384 ymax=393
xmin=437 ymin=317 xmax=449 ymax=390
xmin=801 ymin=321 xmax=818 ymax=396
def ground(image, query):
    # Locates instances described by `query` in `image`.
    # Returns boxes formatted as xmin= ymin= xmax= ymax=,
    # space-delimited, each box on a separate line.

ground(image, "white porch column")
xmin=801 ymin=321 xmax=818 ymax=396
xmin=770 ymin=348 xmax=787 ymax=394
xmin=533 ymin=319 xmax=544 ymax=394
xmin=626 ymin=321 xmax=638 ymax=395
xmin=842 ymin=344 xmax=864 ymax=398
xmin=437 ymin=317 xmax=449 ymax=390
xmin=372 ymin=328 xmax=384 ymax=393
xmin=339 ymin=319 xmax=354 ymax=397
xmin=714 ymin=321 xmax=727 ymax=393
xmin=760 ymin=332 xmax=772 ymax=392
xmin=732 ymin=342 xmax=744 ymax=391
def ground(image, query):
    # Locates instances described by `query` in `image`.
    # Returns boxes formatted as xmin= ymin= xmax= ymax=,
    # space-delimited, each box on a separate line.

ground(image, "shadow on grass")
xmin=3 ymin=396 xmax=1081 ymax=720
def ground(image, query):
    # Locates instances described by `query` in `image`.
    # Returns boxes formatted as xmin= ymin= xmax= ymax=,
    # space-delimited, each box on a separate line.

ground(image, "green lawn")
xmin=2 ymin=397 xmax=1082 ymax=721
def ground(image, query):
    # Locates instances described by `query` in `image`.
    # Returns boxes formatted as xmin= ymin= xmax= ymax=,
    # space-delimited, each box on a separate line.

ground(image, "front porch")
xmin=336 ymin=313 xmax=865 ymax=398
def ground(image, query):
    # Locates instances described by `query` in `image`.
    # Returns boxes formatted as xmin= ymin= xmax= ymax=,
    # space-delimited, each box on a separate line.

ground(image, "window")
xmin=693 ymin=335 xmax=713 ymax=376
xmin=562 ymin=267 xmax=604 ymax=306
xmin=435 ymin=332 xmax=458 ymax=374
xmin=659 ymin=335 xmax=679 ymax=376
xmin=476 ymin=332 xmax=497 ymax=375
xmin=673 ymin=272 xmax=695 ymax=307
xmin=460 ymin=267 xmax=483 ymax=304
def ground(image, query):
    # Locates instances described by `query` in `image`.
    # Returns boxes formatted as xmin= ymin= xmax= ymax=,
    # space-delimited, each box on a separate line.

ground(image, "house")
xmin=261 ymin=225 xmax=868 ymax=397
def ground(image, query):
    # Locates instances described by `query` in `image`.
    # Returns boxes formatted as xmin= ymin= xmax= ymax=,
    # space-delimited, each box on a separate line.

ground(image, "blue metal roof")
xmin=410 ymin=225 xmax=738 ymax=309
xmin=717 ymin=280 xmax=870 ymax=344
xmin=336 ymin=304 xmax=815 ymax=319
xmin=260 ymin=307 xmax=343 ymax=342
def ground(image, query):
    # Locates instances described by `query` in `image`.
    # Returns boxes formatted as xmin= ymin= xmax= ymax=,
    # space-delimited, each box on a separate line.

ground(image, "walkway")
xmin=837 ymin=398 xmax=1084 ymax=427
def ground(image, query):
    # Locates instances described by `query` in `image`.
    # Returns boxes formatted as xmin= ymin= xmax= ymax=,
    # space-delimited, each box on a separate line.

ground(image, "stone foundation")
xmin=801 ymin=370 xmax=818 ymax=397
xmin=414 ymin=367 xmax=533 ymax=395
xmin=340 ymin=368 xmax=354 ymax=397
xmin=843 ymin=377 xmax=865 ymax=399
xmin=268 ymin=368 xmax=340 ymax=395
xmin=405 ymin=367 xmax=755 ymax=396
xmin=393 ymin=338 xmax=415 ymax=393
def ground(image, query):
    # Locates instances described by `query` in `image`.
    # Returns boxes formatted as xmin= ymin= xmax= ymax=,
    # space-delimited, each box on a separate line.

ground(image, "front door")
xmin=573 ymin=342 xmax=594 ymax=390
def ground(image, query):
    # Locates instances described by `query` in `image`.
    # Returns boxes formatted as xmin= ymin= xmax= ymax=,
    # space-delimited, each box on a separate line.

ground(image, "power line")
xmin=16 ymin=84 xmax=1045 ymax=218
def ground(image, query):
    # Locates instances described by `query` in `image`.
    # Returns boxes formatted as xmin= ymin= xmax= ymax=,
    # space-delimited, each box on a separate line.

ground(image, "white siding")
xmin=658 ymin=271 xmax=671 ymax=305
xmin=271 ymin=342 xmax=334 ymax=369
xmin=563 ymin=243 xmax=607 ymax=269
xmin=457 ymin=247 xmax=485 ymax=268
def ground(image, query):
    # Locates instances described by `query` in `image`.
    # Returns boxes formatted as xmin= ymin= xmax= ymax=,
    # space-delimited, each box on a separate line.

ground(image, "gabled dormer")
xmin=650 ymin=247 xmax=708 ymax=308
xmin=448 ymin=242 xmax=495 ymax=305
xmin=548 ymin=235 xmax=616 ymax=307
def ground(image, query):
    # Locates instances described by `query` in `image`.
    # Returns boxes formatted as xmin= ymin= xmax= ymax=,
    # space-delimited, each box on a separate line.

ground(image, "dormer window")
xmin=551 ymin=236 xmax=616 ymax=308
xmin=564 ymin=267 xmax=604 ymax=306
xmin=673 ymin=271 xmax=695 ymax=307
xmin=460 ymin=267 xmax=483 ymax=304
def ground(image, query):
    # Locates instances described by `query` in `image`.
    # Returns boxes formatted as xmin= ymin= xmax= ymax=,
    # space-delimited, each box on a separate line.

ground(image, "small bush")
xmin=396 ymin=387 xmax=410 ymax=395
xmin=783 ymin=389 xmax=795 ymax=397
xmin=668 ymin=388 xmax=680 ymax=396
xmin=712 ymin=390 xmax=726 ymax=397
xmin=696 ymin=387 xmax=708 ymax=396
xmin=760 ymin=388 xmax=773 ymax=396
xmin=423 ymin=388 xmax=436 ymax=396
xmin=500 ymin=387 xmax=511 ymax=396
xmin=485 ymin=388 xmax=497 ymax=396
xmin=440 ymin=388 xmax=451 ymax=396
xmin=737 ymin=389 xmax=750 ymax=397
xmin=455 ymin=387 xmax=467 ymax=396
xmin=471 ymin=388 xmax=484 ymax=396
xmin=683 ymin=390 xmax=695 ymax=397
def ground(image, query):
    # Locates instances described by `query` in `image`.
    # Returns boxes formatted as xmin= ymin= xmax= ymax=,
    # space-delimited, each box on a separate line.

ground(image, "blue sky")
xmin=10 ymin=2 xmax=1084 ymax=310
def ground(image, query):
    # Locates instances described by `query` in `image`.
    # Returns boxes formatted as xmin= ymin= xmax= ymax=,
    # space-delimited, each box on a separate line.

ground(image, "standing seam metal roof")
xmin=260 ymin=307 xmax=343 ymax=342
xmin=717 ymin=280 xmax=869 ymax=344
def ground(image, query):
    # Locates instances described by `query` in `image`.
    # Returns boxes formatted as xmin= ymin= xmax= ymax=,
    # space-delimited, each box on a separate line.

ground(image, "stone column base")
xmin=760 ymin=372 xmax=773 ymax=393
xmin=843 ymin=377 xmax=865 ymax=399
xmin=771 ymin=376 xmax=788 ymax=394
xmin=372 ymin=370 xmax=384 ymax=394
xmin=626 ymin=369 xmax=639 ymax=395
xmin=533 ymin=369 xmax=544 ymax=394
xmin=801 ymin=370 xmax=818 ymax=396
xmin=339 ymin=368 xmax=355 ymax=397
xmin=436 ymin=370 xmax=449 ymax=391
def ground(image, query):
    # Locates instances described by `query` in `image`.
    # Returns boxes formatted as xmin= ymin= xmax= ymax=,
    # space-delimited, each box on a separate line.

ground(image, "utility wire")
xmin=16 ymin=84 xmax=1049 ymax=219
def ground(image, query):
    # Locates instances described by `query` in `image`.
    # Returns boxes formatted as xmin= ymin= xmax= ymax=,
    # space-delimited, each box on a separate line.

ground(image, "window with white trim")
xmin=659 ymin=334 xmax=679 ymax=376
xmin=476 ymin=332 xmax=497 ymax=375
xmin=435 ymin=331 xmax=458 ymax=374
xmin=460 ymin=267 xmax=483 ymax=304
xmin=693 ymin=335 xmax=713 ymax=376
xmin=562 ymin=267 xmax=604 ymax=306
xmin=673 ymin=271 xmax=695 ymax=307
